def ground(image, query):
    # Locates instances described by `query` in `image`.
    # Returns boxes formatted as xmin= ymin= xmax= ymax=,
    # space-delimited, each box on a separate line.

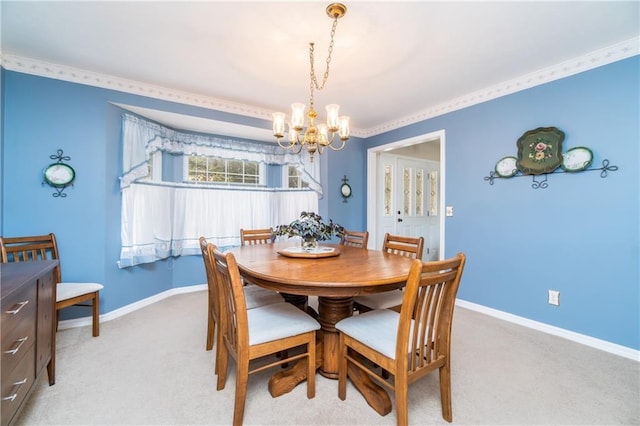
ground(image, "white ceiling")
xmin=1 ymin=1 xmax=638 ymax=141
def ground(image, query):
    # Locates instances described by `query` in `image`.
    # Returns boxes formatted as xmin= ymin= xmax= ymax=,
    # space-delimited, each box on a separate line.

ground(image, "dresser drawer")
xmin=2 ymin=285 xmax=37 ymax=385
xmin=1 ymin=282 xmax=37 ymax=338
xmin=1 ymin=347 xmax=35 ymax=426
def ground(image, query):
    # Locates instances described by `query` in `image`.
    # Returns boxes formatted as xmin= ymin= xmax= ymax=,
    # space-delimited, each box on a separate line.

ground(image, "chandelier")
xmin=272 ymin=3 xmax=350 ymax=162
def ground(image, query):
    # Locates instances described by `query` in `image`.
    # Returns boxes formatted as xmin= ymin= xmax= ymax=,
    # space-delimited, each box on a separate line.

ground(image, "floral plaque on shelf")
xmin=516 ymin=127 xmax=564 ymax=175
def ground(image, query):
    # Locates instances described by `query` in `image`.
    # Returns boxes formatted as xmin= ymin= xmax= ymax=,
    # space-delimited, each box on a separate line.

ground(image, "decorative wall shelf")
xmin=484 ymin=159 xmax=619 ymax=189
xmin=485 ymin=126 xmax=618 ymax=189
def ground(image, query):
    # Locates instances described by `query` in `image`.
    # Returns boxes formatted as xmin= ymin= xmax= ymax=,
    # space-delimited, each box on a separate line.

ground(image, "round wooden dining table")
xmin=231 ymin=240 xmax=414 ymax=415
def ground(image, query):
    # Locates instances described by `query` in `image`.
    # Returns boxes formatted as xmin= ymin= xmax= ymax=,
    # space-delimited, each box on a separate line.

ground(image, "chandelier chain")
xmin=309 ymin=16 xmax=339 ymax=108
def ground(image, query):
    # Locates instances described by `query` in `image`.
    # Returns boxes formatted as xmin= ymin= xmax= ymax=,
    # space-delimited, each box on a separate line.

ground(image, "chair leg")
xmin=216 ymin=343 xmax=229 ymax=391
xmin=55 ymin=305 xmax=60 ymax=332
xmin=92 ymin=293 xmax=100 ymax=337
xmin=395 ymin=374 xmax=409 ymax=426
xmin=214 ymin=323 xmax=224 ymax=376
xmin=206 ymin=310 xmax=215 ymax=351
xmin=439 ymin=364 xmax=453 ymax=422
xmin=338 ymin=335 xmax=347 ymax=400
xmin=233 ymin=358 xmax=249 ymax=426
xmin=307 ymin=335 xmax=316 ymax=399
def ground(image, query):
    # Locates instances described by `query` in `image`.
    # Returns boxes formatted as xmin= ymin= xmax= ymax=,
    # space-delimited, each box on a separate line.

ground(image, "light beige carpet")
xmin=16 ymin=291 xmax=640 ymax=425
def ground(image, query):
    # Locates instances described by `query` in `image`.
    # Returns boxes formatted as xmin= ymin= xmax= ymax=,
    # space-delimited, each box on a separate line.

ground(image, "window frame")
xmin=283 ymin=165 xmax=310 ymax=189
xmin=182 ymin=154 xmax=266 ymax=186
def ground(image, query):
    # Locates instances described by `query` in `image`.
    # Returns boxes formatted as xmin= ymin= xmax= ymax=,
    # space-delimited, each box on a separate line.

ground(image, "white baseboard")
xmin=59 ymin=287 xmax=638 ymax=362
xmin=456 ymin=299 xmax=639 ymax=362
xmin=57 ymin=284 xmax=207 ymax=331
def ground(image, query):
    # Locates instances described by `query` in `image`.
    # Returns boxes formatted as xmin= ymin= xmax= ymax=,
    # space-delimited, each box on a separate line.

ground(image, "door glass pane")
xmin=415 ymin=169 xmax=423 ymax=216
xmin=403 ymin=167 xmax=411 ymax=216
xmin=383 ymin=165 xmax=392 ymax=216
xmin=429 ymin=171 xmax=439 ymax=216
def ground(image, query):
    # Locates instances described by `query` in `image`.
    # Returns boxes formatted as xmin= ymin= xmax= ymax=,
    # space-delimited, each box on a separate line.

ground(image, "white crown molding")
xmin=0 ymin=54 xmax=275 ymax=122
xmin=2 ymin=36 xmax=638 ymax=139
xmin=361 ymin=36 xmax=640 ymax=138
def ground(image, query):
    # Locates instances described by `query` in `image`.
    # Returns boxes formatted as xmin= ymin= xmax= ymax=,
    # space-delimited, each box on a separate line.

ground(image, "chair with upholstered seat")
xmin=339 ymin=230 xmax=369 ymax=248
xmin=337 ymin=253 xmax=466 ymax=425
xmin=209 ymin=243 xmax=320 ymax=426
xmin=240 ymin=227 xmax=312 ymax=314
xmin=199 ymin=237 xmax=283 ymax=355
xmin=353 ymin=233 xmax=424 ymax=313
xmin=0 ymin=233 xmax=104 ymax=337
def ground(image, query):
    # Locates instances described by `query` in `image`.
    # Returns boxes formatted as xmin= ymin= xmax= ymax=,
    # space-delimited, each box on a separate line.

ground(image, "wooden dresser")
xmin=1 ymin=260 xmax=58 ymax=426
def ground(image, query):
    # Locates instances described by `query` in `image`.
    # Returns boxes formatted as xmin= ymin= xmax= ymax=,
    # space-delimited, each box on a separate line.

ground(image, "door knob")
xmin=397 ymin=218 xmax=403 ymax=222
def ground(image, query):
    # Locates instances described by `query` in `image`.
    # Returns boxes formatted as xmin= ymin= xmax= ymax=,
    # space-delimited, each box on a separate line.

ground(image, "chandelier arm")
xmin=327 ymin=136 xmax=347 ymax=151
xmin=277 ymin=138 xmax=295 ymax=150
xmin=291 ymin=141 xmax=304 ymax=155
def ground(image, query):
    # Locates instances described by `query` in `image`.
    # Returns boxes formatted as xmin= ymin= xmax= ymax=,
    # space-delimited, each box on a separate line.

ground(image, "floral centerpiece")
xmin=274 ymin=211 xmax=344 ymax=251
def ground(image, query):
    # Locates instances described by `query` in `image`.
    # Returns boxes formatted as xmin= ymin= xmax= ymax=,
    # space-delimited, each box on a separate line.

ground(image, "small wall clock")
xmin=340 ymin=175 xmax=352 ymax=203
xmin=43 ymin=149 xmax=75 ymax=197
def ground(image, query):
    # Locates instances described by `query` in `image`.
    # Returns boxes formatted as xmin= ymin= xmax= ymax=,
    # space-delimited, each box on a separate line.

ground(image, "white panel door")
xmin=377 ymin=154 xmax=439 ymax=260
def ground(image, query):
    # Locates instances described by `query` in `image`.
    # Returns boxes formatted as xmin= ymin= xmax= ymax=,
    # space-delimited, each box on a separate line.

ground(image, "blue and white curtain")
xmin=118 ymin=113 xmax=319 ymax=268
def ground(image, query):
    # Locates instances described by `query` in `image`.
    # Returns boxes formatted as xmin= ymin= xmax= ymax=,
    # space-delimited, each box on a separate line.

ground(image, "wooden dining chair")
xmin=240 ymin=227 xmax=274 ymax=245
xmin=0 ymin=233 xmax=104 ymax=337
xmin=353 ymin=233 xmax=425 ymax=313
xmin=337 ymin=253 xmax=466 ymax=425
xmin=339 ymin=230 xmax=369 ymax=248
xmin=240 ymin=227 xmax=311 ymax=314
xmin=199 ymin=237 xmax=283 ymax=356
xmin=209 ymin=243 xmax=320 ymax=426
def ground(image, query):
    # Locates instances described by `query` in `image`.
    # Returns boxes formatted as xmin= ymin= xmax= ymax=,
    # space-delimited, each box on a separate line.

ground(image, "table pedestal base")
xmin=267 ymin=296 xmax=392 ymax=416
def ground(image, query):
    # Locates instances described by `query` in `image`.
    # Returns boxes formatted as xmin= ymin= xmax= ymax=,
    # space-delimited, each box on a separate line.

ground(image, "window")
xmin=141 ymin=151 xmax=162 ymax=181
xmin=185 ymin=155 xmax=264 ymax=186
xmin=285 ymin=165 xmax=309 ymax=189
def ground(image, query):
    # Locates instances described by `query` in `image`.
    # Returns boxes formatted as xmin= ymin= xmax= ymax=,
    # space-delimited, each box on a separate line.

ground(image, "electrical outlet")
xmin=548 ymin=290 xmax=560 ymax=306
xmin=446 ymin=206 xmax=454 ymax=217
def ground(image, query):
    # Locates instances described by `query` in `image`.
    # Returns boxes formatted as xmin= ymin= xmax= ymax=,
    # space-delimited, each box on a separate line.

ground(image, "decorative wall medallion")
xmin=516 ymin=127 xmax=564 ymax=175
xmin=43 ymin=149 xmax=75 ymax=197
xmin=561 ymin=146 xmax=593 ymax=172
xmin=340 ymin=175 xmax=352 ymax=203
xmin=495 ymin=156 xmax=518 ymax=178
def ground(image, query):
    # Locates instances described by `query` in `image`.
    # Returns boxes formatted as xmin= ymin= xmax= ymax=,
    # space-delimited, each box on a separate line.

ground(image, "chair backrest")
xmin=0 ymin=233 xmax=62 ymax=284
xmin=382 ymin=233 xmax=424 ymax=259
xmin=200 ymin=237 xmax=220 ymax=318
xmin=240 ymin=228 xmax=274 ymax=246
xmin=340 ymin=230 xmax=369 ymax=248
xmin=397 ymin=253 xmax=466 ymax=374
xmin=209 ymin=243 xmax=249 ymax=354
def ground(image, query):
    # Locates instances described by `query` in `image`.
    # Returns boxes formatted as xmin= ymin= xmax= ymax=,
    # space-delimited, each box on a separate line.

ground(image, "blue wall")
xmin=366 ymin=56 xmax=639 ymax=349
xmin=1 ymin=56 xmax=638 ymax=349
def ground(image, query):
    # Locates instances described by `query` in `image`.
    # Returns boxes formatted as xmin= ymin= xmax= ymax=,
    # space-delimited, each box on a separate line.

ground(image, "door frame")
xmin=366 ymin=129 xmax=446 ymax=259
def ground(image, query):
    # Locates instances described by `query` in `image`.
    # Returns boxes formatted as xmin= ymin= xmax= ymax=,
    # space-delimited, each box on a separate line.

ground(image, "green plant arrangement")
xmin=274 ymin=211 xmax=344 ymax=250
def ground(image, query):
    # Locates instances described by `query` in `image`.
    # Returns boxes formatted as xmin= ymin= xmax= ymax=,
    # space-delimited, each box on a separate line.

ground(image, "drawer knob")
xmin=5 ymin=300 xmax=29 ymax=315
xmin=3 ymin=337 xmax=28 ymax=355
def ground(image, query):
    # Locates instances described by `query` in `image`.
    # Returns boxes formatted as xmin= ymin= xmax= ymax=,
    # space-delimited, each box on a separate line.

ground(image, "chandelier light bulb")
xmin=288 ymin=124 xmax=298 ymax=144
xmin=291 ymin=103 xmax=306 ymax=130
xmin=272 ymin=112 xmax=286 ymax=138
xmin=317 ymin=124 xmax=329 ymax=145
xmin=339 ymin=116 xmax=350 ymax=139
xmin=325 ymin=104 xmax=340 ymax=131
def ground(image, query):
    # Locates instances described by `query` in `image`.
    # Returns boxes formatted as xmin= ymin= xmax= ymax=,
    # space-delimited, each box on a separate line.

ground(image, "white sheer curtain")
xmin=118 ymin=113 xmax=320 ymax=268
